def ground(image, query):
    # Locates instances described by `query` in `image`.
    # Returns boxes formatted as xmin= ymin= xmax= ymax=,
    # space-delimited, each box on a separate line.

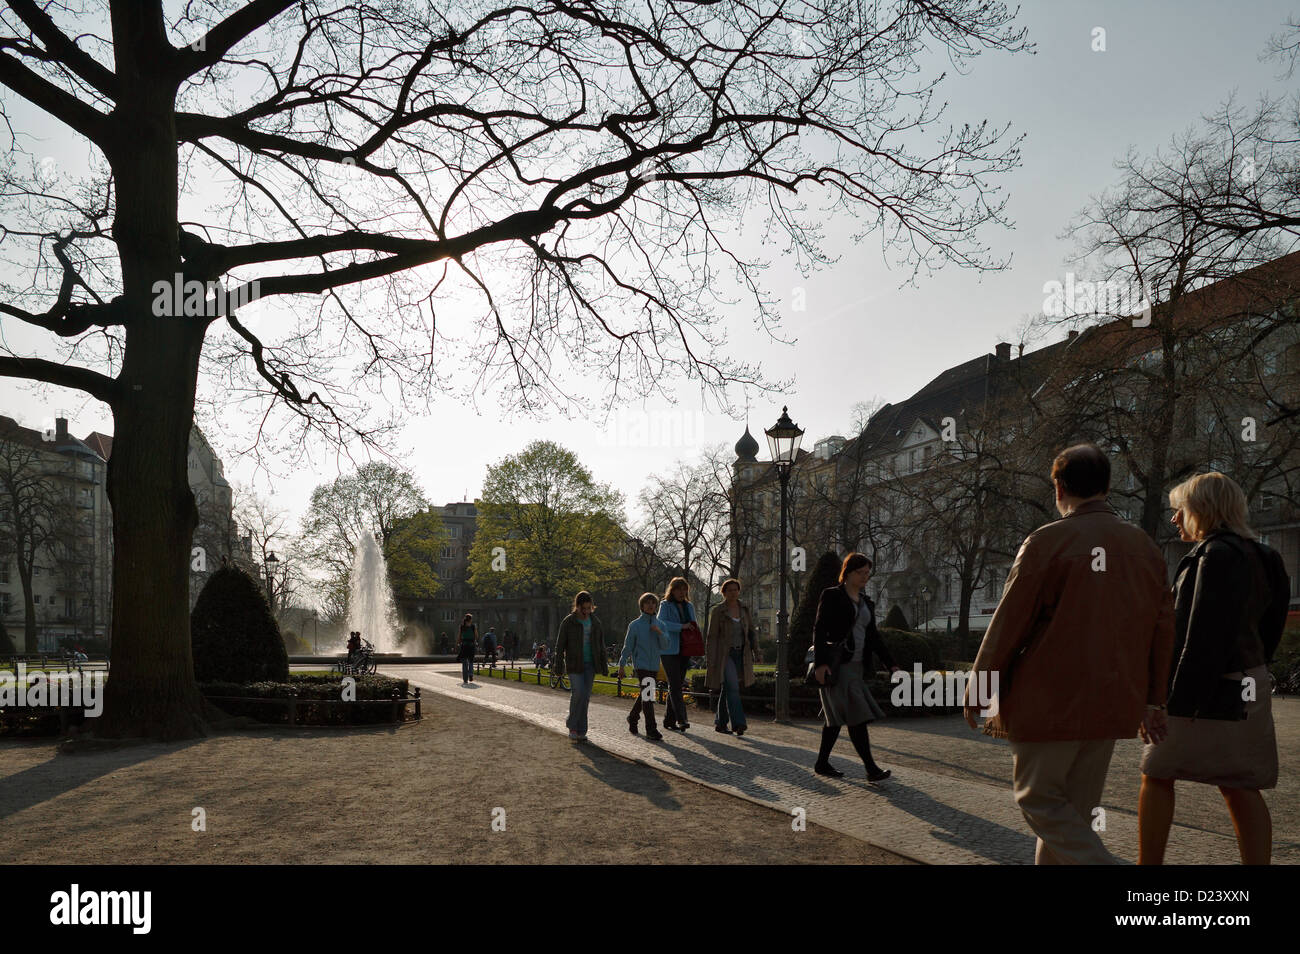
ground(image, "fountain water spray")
xmin=347 ymin=532 xmax=399 ymax=654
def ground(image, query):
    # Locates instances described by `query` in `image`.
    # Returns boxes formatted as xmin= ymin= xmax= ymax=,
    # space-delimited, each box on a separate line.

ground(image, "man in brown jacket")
xmin=964 ymin=444 xmax=1174 ymax=864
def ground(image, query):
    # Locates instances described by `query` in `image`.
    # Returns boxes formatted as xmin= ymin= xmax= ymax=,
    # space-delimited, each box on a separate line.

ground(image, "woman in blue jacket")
xmin=618 ymin=593 xmax=671 ymax=740
xmin=657 ymin=576 xmax=697 ymax=731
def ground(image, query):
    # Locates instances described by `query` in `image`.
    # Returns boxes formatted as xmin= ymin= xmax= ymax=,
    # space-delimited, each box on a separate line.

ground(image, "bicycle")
xmin=332 ymin=638 xmax=378 ymax=677
xmin=547 ymin=665 xmax=570 ymax=691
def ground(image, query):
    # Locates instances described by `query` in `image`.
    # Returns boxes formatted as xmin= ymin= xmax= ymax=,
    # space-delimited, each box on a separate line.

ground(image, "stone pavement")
xmin=392 ymin=664 xmax=1278 ymax=865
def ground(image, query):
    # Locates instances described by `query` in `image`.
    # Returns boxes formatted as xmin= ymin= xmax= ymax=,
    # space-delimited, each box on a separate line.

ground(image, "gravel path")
xmin=0 ymin=689 xmax=905 ymax=865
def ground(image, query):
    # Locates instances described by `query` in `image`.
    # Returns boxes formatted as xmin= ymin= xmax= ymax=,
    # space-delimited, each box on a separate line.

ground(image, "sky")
xmin=2 ymin=0 xmax=1297 ymax=536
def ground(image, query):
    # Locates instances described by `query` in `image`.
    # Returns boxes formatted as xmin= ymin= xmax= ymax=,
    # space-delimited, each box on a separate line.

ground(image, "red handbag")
xmin=677 ymin=603 xmax=705 ymax=656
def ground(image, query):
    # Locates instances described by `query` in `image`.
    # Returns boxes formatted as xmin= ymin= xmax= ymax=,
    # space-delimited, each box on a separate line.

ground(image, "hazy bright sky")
xmin=2 ymin=0 xmax=1297 ymax=534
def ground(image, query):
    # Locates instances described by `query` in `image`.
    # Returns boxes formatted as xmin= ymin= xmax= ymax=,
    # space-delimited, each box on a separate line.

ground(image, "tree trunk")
xmin=19 ymin=565 xmax=36 ymax=652
xmin=95 ymin=323 xmax=209 ymax=740
xmin=94 ymin=4 xmax=209 ymax=739
xmin=957 ymin=576 xmax=976 ymax=661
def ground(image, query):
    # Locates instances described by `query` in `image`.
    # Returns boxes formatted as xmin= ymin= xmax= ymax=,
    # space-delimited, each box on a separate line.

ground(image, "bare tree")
xmin=0 ymin=0 xmax=1026 ymax=737
xmin=1042 ymin=96 xmax=1300 ymax=539
xmin=0 ymin=431 xmax=60 ymax=650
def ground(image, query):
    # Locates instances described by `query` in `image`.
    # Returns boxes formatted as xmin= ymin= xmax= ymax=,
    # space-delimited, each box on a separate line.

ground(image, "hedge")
xmin=200 ymin=673 xmax=415 ymax=726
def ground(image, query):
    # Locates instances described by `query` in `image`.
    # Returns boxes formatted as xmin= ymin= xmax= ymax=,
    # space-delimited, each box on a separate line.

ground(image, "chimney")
xmin=995 ymin=342 xmax=1011 ymax=361
xmin=56 ymin=417 xmax=69 ymax=441
xmin=1067 ymin=329 xmax=1079 ymax=340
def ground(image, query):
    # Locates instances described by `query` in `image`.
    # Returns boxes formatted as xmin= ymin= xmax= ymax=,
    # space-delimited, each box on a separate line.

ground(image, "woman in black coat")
xmin=1138 ymin=472 xmax=1290 ymax=865
xmin=811 ymin=552 xmax=901 ymax=781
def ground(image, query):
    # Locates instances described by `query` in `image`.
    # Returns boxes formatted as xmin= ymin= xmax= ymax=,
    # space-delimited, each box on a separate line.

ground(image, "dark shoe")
xmin=867 ymin=768 xmax=892 ymax=783
xmin=714 ymin=724 xmax=733 ymax=734
xmin=734 ymin=727 xmax=746 ymax=737
xmin=666 ymin=724 xmax=686 ymax=732
xmin=663 ymin=721 xmax=679 ymax=731
xmin=627 ymin=720 xmax=639 ymax=736
xmin=646 ymin=730 xmax=664 ymax=741
xmin=814 ymin=761 xmax=845 ymax=778
xmin=680 ymin=722 xmax=691 ymax=730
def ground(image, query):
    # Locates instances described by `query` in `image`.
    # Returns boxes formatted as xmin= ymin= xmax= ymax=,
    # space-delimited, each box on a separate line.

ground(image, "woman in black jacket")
xmin=1138 ymin=473 xmax=1290 ymax=865
xmin=810 ymin=552 xmax=901 ymax=781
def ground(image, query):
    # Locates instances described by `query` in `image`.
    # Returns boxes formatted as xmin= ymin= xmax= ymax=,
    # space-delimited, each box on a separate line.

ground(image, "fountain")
xmin=347 ymin=532 xmax=400 ymax=655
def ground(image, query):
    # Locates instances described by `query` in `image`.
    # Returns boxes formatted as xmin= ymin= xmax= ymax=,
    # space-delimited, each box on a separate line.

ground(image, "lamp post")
xmin=264 ymin=551 xmax=279 ymax=613
xmin=311 ymin=609 xmax=318 ymax=655
xmin=765 ymin=406 xmax=804 ymax=723
xmin=921 ymin=585 xmax=931 ymax=633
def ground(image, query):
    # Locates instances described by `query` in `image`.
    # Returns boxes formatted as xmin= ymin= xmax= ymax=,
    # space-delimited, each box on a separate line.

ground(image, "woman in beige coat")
xmin=705 ymin=579 xmax=759 ymax=735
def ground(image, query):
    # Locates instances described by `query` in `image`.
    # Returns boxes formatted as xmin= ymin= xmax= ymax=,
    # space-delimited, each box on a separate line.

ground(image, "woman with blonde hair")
xmin=1138 ymin=472 xmax=1290 ymax=864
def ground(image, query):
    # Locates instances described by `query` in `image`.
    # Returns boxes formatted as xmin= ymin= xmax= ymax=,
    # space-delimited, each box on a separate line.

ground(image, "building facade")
xmin=1 ymin=417 xmax=242 ymax=650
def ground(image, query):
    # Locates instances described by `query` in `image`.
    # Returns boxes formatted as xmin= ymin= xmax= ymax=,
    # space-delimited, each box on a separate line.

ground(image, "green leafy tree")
xmin=301 ymin=461 xmax=431 ymax=604
xmin=385 ymin=509 xmax=448 ymax=599
xmin=468 ymin=441 xmax=625 ymax=636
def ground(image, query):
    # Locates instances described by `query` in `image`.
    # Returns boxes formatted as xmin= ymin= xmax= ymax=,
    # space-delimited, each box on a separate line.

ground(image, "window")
xmin=34 ymin=566 xmax=41 ymax=576
xmin=440 ymin=609 xmax=455 ymax=622
xmin=0 ymin=565 xmax=8 ymax=584
xmin=440 ymin=545 xmax=455 ymax=559
xmin=65 ymin=597 xmax=74 ymax=616
xmin=944 ymin=575 xmax=952 ymax=603
xmin=448 ymin=525 xmax=461 ymax=538
xmin=34 ymin=594 xmax=41 ymax=604
xmin=0 ymin=593 xmax=10 ymax=614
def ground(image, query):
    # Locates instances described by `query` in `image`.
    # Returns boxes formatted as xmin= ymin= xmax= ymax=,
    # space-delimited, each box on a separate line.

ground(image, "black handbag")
xmin=804 ymin=641 xmax=846 ymax=688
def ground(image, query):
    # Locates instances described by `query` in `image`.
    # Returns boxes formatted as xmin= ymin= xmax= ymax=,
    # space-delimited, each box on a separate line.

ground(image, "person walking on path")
xmin=553 ymin=591 xmax=608 ymax=742
xmin=483 ymin=627 xmax=498 ymax=667
xmin=811 ymin=554 xmax=900 ymax=781
xmin=1138 ymin=472 xmax=1290 ymax=865
xmin=618 ymin=593 xmax=671 ymax=740
xmin=656 ymin=577 xmax=698 ymax=732
xmin=457 ymin=614 xmax=479 ymax=685
xmin=964 ymin=443 xmax=1174 ymax=865
xmin=706 ymin=579 xmax=759 ymax=736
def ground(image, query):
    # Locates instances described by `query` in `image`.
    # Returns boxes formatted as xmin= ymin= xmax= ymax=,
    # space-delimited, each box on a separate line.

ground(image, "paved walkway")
xmin=392 ymin=665 xmax=1269 ymax=865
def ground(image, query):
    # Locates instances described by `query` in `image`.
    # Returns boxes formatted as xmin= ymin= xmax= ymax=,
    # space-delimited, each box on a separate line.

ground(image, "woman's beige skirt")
xmin=820 ymin=660 xmax=886 ymax=727
xmin=1140 ymin=665 xmax=1278 ymax=790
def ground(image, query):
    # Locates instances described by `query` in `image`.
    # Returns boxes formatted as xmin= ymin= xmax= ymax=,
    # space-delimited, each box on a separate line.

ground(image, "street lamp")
xmin=921 ymin=585 xmax=931 ymax=633
xmin=311 ymin=608 xmax=318 ymax=655
xmin=765 ymin=406 xmax=804 ymax=723
xmin=264 ymin=551 xmax=279 ymax=612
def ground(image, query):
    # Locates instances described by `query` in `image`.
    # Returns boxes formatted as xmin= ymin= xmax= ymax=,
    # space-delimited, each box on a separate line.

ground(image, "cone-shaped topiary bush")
xmin=787 ymin=551 xmax=844 ymax=678
xmin=882 ymin=604 xmax=910 ymax=632
xmin=191 ymin=563 xmax=289 ymax=683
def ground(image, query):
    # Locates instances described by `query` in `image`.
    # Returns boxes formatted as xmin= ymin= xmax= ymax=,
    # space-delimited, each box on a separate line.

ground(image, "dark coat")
xmin=553 ymin=612 xmax=609 ymax=675
xmin=1167 ymin=530 xmax=1290 ymax=718
xmin=812 ymin=584 xmax=896 ymax=671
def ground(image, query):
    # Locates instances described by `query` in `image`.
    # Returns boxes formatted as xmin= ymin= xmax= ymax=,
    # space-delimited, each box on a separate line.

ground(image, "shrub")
xmin=787 ymin=551 xmax=842 ymax=678
xmin=191 ymin=563 xmax=289 ymax=683
xmin=878 ymin=628 xmax=941 ymax=671
xmin=200 ymin=674 xmax=414 ymax=726
xmin=882 ymin=604 xmax=910 ymax=631
xmin=281 ymin=630 xmax=311 ymax=655
xmin=0 ymin=618 xmax=14 ymax=656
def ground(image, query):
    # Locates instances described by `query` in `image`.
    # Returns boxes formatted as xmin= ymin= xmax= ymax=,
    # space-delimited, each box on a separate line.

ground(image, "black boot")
xmin=814 ymin=724 xmax=844 ymax=777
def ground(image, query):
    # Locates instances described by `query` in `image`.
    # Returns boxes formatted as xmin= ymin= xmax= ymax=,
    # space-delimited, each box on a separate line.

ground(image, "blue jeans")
xmin=716 ymin=647 xmax=747 ymax=730
xmin=567 ymin=663 xmax=596 ymax=736
xmin=461 ymin=654 xmax=473 ymax=682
